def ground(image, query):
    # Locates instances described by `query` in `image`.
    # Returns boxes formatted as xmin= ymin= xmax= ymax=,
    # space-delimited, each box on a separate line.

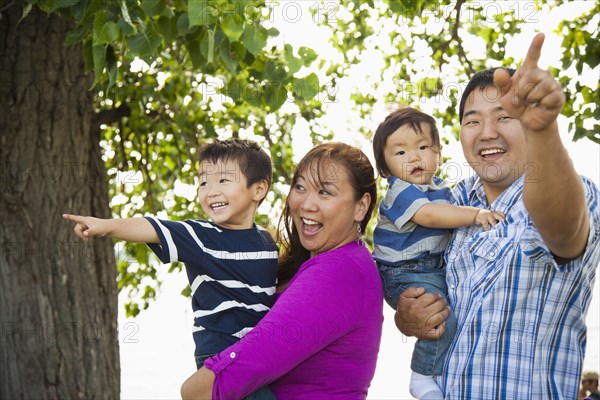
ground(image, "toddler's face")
xmin=383 ymin=123 xmax=442 ymax=185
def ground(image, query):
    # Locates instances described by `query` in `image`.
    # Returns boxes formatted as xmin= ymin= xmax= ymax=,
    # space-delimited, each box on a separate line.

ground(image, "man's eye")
xmin=464 ymin=120 xmax=478 ymax=126
xmin=499 ymin=116 xmax=513 ymax=121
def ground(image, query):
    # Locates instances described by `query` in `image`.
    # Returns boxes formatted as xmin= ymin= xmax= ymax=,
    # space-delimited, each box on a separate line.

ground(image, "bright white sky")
xmin=119 ymin=2 xmax=599 ymax=398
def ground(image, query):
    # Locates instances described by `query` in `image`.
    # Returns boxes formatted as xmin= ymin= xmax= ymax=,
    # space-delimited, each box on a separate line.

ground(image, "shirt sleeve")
xmin=580 ymin=177 xmax=600 ymax=273
xmin=203 ymin=253 xmax=368 ymax=399
xmin=143 ymin=216 xmax=201 ymax=264
xmin=380 ymin=179 xmax=430 ymax=230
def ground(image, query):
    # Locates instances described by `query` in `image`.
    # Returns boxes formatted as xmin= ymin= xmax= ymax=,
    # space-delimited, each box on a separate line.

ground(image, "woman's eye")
xmin=294 ymin=184 xmax=305 ymax=191
xmin=499 ymin=116 xmax=513 ymax=122
xmin=319 ymin=189 xmax=331 ymax=196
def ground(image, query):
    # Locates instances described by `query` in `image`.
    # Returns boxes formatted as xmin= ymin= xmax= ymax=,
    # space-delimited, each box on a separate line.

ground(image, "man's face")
xmin=460 ymin=85 xmax=528 ymax=201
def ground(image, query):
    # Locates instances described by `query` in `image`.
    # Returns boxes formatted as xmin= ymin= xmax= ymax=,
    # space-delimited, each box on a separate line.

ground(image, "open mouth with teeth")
xmin=480 ymin=148 xmax=506 ymax=160
xmin=301 ymin=217 xmax=322 ymax=234
xmin=210 ymin=202 xmax=228 ymax=210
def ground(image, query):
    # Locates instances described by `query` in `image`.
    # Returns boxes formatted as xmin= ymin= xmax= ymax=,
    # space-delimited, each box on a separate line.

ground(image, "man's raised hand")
xmin=494 ymin=32 xmax=565 ymax=133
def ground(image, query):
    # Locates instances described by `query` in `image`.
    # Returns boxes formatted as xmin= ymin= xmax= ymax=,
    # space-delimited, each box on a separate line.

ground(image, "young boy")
xmin=372 ymin=107 xmax=504 ymax=400
xmin=64 ymin=139 xmax=277 ymax=399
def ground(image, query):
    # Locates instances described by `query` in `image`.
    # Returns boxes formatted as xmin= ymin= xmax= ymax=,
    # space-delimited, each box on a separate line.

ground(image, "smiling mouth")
xmin=479 ymin=148 xmax=506 ymax=159
xmin=210 ymin=202 xmax=228 ymax=210
xmin=301 ymin=217 xmax=322 ymax=234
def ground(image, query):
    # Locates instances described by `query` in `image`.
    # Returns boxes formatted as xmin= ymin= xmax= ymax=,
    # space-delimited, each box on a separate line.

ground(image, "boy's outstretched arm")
xmin=63 ymin=214 xmax=160 ymax=243
xmin=412 ymin=203 xmax=504 ymax=231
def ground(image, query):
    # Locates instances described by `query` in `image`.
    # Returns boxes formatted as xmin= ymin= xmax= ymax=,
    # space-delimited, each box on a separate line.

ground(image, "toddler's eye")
xmin=396 ymin=151 xmax=405 ymax=155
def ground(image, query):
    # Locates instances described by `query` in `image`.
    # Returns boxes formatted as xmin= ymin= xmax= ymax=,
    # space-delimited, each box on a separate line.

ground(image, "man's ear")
xmin=252 ymin=179 xmax=269 ymax=203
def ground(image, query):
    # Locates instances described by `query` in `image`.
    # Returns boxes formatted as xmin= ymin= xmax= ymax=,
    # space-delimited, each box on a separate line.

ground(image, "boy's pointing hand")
xmin=63 ymin=214 xmax=107 ymax=241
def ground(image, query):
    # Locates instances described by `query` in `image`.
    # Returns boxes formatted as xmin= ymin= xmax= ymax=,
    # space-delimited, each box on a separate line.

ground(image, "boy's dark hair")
xmin=459 ymin=67 xmax=516 ymax=123
xmin=372 ymin=106 xmax=440 ymax=178
xmin=198 ymin=138 xmax=272 ymax=193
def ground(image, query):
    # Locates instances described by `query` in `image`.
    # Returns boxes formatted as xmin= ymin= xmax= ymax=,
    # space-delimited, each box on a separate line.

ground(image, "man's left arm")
xmin=495 ymin=33 xmax=589 ymax=260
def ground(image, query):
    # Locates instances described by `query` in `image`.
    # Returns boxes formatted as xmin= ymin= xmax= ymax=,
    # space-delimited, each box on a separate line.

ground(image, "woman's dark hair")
xmin=372 ymin=106 xmax=440 ymax=178
xmin=459 ymin=67 xmax=516 ymax=123
xmin=277 ymin=142 xmax=377 ymax=285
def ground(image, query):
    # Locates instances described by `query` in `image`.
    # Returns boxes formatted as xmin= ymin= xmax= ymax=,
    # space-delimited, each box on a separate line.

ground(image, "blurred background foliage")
xmin=18 ymin=0 xmax=598 ymax=316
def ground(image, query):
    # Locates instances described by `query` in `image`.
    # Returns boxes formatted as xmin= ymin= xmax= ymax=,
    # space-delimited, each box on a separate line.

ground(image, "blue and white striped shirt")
xmin=373 ymin=175 xmax=452 ymax=266
xmin=441 ymin=174 xmax=600 ymax=399
xmin=145 ymin=217 xmax=278 ymax=356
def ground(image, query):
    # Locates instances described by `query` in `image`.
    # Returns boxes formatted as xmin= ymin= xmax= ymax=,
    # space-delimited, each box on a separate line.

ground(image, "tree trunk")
xmin=1 ymin=4 xmax=120 ymax=399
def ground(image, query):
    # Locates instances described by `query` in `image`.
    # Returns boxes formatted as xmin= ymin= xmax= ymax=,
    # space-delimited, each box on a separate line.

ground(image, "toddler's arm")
xmin=62 ymin=214 xmax=160 ymax=243
xmin=412 ymin=204 xmax=504 ymax=231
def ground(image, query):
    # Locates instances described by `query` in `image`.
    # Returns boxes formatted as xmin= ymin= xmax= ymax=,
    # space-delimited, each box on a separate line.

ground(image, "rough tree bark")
xmin=1 ymin=4 xmax=120 ymax=398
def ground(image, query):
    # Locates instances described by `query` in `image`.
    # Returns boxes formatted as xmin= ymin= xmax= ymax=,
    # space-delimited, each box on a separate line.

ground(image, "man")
xmin=395 ymin=33 xmax=600 ymax=399
xmin=580 ymin=371 xmax=600 ymax=400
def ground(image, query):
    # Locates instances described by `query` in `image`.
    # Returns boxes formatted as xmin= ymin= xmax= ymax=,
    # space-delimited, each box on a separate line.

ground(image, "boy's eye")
xmin=199 ymin=182 xmax=207 ymax=187
xmin=220 ymin=178 xmax=230 ymax=183
xmin=419 ymin=145 xmax=428 ymax=150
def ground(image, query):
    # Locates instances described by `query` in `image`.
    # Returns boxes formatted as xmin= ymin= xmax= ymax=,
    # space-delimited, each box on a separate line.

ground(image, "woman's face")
xmin=287 ymin=160 xmax=370 ymax=257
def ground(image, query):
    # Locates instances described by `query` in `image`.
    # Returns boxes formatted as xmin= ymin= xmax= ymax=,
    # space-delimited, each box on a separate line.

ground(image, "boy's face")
xmin=198 ymin=159 xmax=264 ymax=230
xmin=383 ymin=123 xmax=442 ymax=185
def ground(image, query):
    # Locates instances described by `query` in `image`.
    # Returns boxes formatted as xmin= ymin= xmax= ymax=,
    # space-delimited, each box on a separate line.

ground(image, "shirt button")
xmin=451 ymin=284 xmax=456 ymax=289
xmin=230 ymin=352 xmax=236 ymax=359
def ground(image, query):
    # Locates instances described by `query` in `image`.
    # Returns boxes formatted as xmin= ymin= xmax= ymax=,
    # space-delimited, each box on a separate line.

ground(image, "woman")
xmin=181 ymin=142 xmax=384 ymax=399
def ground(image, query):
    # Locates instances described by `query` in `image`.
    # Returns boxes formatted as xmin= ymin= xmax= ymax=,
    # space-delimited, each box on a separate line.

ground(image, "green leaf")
xmin=185 ymin=37 xmax=205 ymax=69
xmin=82 ymin=38 xmax=94 ymax=73
xmin=177 ymin=13 xmax=194 ymax=35
xmin=93 ymin=21 xmax=120 ymax=45
xmin=221 ymin=13 xmax=244 ymax=41
xmin=106 ymin=45 xmax=118 ymax=94
xmin=92 ymin=44 xmax=106 ymax=84
xmin=292 ymin=73 xmax=320 ymax=101
xmin=141 ymin=0 xmax=166 ymax=17
xmin=284 ymin=44 xmax=303 ymax=75
xmin=188 ymin=0 xmax=217 ymax=27
xmin=298 ymin=46 xmax=317 ymax=66
xmin=264 ymin=59 xmax=287 ymax=82
xmin=264 ymin=82 xmax=287 ymax=110
xmin=127 ymin=26 xmax=162 ymax=63
xmin=241 ymin=25 xmax=267 ymax=56
xmin=157 ymin=16 xmax=178 ymax=42
xmin=64 ymin=25 xmax=89 ymax=46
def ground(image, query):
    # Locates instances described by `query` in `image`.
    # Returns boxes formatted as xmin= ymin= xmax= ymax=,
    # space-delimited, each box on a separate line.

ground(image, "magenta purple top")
xmin=204 ymin=241 xmax=384 ymax=399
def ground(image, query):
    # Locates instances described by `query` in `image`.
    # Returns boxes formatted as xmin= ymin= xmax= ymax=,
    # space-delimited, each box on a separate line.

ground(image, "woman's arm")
xmin=180 ymin=250 xmax=369 ymax=399
xmin=181 ymin=367 xmax=215 ymax=400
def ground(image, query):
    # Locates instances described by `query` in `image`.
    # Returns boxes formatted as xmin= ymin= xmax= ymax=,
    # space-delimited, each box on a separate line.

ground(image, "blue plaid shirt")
xmin=441 ymin=174 xmax=600 ymax=399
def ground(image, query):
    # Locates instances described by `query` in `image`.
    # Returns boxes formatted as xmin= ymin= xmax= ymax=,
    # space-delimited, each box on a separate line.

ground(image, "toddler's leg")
xmin=409 ymin=371 xmax=443 ymax=399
